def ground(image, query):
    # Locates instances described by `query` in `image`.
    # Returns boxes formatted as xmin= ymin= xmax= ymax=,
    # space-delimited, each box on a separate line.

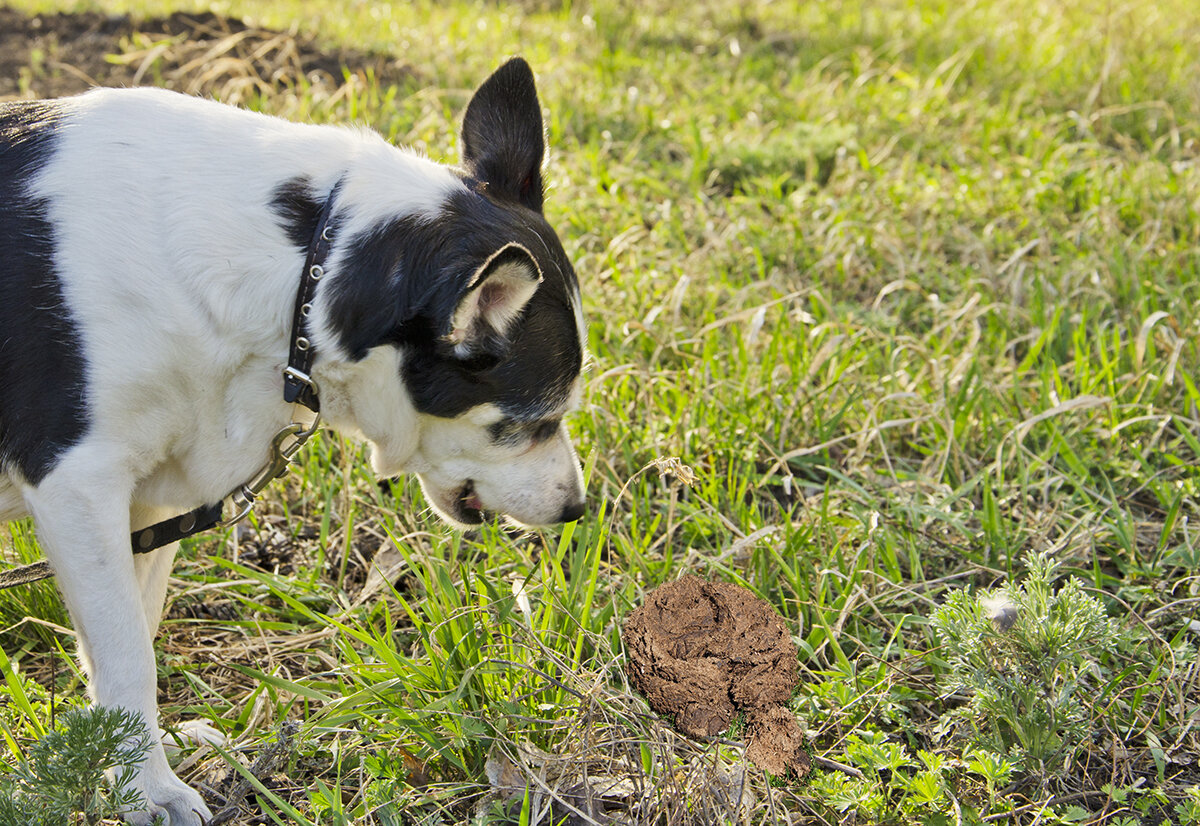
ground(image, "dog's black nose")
xmin=559 ymin=501 xmax=585 ymax=523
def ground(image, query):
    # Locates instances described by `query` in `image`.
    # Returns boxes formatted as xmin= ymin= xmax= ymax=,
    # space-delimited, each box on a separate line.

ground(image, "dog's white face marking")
xmin=402 ymin=387 xmax=586 ymax=527
xmin=322 ymin=346 xmax=586 ymax=528
xmin=0 ymin=57 xmax=583 ymax=825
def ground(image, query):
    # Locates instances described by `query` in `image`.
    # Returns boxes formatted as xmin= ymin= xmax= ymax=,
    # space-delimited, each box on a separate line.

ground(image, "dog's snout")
xmin=558 ymin=500 xmax=585 ymax=524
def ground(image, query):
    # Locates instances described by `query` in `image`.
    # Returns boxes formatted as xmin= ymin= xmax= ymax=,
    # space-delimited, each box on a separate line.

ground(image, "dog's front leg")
xmin=26 ymin=473 xmax=212 ymax=825
xmin=131 ymin=528 xmax=228 ymax=755
xmin=132 ymin=529 xmax=177 ymax=641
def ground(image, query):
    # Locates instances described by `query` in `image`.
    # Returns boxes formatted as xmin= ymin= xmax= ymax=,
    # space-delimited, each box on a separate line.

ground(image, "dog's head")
xmin=310 ymin=58 xmax=587 ymax=528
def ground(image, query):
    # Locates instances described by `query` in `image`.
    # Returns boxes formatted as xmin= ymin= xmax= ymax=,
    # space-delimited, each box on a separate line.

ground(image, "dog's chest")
xmin=127 ymin=356 xmax=312 ymax=511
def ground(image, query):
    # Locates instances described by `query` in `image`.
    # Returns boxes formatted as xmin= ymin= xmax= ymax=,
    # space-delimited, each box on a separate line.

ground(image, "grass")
xmin=1 ymin=0 xmax=1199 ymax=822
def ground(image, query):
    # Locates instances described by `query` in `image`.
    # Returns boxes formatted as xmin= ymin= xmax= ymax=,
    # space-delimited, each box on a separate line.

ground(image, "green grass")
xmin=1 ymin=0 xmax=1199 ymax=823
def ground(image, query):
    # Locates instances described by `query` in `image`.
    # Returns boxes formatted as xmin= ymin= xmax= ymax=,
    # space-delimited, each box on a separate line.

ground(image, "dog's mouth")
xmin=454 ymin=481 xmax=486 ymax=525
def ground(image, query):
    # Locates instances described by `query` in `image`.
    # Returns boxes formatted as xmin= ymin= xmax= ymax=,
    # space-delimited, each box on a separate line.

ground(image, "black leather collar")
xmin=283 ymin=181 xmax=341 ymax=412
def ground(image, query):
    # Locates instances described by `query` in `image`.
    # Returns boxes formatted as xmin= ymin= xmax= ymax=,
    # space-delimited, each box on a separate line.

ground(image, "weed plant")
xmin=0 ymin=705 xmax=151 ymax=825
xmin=931 ymin=550 xmax=1120 ymax=774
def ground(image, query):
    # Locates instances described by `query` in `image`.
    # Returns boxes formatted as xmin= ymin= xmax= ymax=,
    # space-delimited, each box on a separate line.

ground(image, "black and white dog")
xmin=0 ymin=58 xmax=585 ymax=823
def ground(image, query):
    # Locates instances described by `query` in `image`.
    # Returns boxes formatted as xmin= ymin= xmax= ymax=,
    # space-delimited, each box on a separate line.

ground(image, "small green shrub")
xmin=930 ymin=551 xmax=1119 ymax=774
xmin=0 ymin=705 xmax=153 ymax=826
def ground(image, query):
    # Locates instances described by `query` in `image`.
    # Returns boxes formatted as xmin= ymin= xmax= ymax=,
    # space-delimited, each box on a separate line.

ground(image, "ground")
xmin=0 ymin=6 xmax=410 ymax=100
xmin=1 ymin=0 xmax=1198 ymax=824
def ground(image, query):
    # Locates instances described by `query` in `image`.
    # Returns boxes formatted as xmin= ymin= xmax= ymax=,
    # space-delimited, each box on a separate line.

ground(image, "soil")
xmin=623 ymin=575 xmax=811 ymax=778
xmin=0 ymin=6 xmax=413 ymax=101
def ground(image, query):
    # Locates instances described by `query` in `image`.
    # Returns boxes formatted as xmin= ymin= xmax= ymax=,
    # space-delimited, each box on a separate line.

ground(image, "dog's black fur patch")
xmin=326 ymin=185 xmax=581 ymax=422
xmin=270 ymin=176 xmax=324 ymax=250
xmin=0 ymin=101 xmax=89 ymax=484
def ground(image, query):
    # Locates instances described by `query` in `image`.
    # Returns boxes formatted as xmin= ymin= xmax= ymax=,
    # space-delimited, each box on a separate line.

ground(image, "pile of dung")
xmin=622 ymin=575 xmax=810 ymax=777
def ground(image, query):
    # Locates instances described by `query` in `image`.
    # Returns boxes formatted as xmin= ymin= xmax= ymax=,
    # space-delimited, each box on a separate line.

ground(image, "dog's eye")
xmin=532 ymin=419 xmax=560 ymax=443
xmin=489 ymin=417 xmax=560 ymax=447
xmin=488 ymin=418 xmax=523 ymax=445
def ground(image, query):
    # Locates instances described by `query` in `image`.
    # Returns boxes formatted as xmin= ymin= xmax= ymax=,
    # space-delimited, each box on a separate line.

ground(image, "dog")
xmin=0 ymin=57 xmax=586 ymax=824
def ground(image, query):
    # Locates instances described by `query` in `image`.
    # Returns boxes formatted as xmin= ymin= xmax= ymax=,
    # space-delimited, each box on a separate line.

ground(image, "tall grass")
xmin=1 ymin=0 xmax=1198 ymax=822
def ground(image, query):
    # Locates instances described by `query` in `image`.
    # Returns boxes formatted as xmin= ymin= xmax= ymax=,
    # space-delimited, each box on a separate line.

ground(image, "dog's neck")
xmin=282 ymin=180 xmax=342 ymax=413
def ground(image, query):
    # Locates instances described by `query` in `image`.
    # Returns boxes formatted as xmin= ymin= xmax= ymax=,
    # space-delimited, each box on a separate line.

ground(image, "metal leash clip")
xmin=219 ymin=371 xmax=321 ymax=528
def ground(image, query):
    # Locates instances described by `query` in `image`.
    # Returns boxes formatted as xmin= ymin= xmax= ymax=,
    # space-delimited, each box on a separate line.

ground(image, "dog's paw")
xmin=162 ymin=718 xmax=228 ymax=753
xmin=124 ymin=765 xmax=213 ymax=825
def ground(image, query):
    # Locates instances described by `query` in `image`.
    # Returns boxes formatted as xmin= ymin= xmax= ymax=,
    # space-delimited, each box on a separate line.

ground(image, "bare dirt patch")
xmin=623 ymin=575 xmax=811 ymax=778
xmin=0 ymin=6 xmax=413 ymax=101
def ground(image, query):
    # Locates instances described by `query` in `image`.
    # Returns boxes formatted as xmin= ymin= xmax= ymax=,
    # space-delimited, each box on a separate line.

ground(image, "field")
xmin=1 ymin=0 xmax=1199 ymax=823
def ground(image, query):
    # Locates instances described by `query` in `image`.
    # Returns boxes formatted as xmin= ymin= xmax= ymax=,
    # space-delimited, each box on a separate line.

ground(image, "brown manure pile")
xmin=623 ymin=575 xmax=810 ymax=777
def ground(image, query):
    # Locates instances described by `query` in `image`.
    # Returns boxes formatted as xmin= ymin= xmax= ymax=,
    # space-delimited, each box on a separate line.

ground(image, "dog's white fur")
xmin=2 ymin=82 xmax=583 ymax=824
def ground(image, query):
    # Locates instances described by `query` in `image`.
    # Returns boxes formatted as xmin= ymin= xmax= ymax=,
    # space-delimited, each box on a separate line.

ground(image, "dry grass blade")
xmin=206 ymin=721 xmax=300 ymax=825
xmin=482 ymin=693 xmax=766 ymax=825
xmin=0 ymin=8 xmax=413 ymax=102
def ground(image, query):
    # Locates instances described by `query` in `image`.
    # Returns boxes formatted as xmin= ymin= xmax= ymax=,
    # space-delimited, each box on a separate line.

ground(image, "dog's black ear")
xmin=461 ymin=57 xmax=545 ymax=212
xmin=446 ymin=242 xmax=542 ymax=357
